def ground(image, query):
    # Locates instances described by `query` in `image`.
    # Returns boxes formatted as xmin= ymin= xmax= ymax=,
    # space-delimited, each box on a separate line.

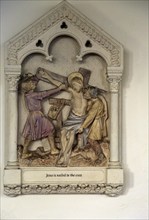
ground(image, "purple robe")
xmin=22 ymin=87 xmax=61 ymax=140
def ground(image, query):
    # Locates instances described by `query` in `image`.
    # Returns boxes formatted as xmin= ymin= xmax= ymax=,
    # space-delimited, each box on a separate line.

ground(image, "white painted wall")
xmin=0 ymin=0 xmax=148 ymax=219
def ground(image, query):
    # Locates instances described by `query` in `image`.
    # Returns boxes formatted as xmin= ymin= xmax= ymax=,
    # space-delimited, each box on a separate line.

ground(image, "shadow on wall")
xmin=121 ymin=48 xmax=134 ymax=195
xmin=123 ymin=165 xmax=134 ymax=195
xmin=123 ymin=48 xmax=134 ymax=89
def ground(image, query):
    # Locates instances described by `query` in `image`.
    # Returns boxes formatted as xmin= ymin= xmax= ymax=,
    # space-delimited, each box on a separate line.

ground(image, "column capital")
xmin=6 ymin=74 xmax=20 ymax=91
xmin=5 ymin=65 xmax=21 ymax=91
xmin=107 ymin=75 xmax=122 ymax=93
xmin=107 ymin=67 xmax=123 ymax=92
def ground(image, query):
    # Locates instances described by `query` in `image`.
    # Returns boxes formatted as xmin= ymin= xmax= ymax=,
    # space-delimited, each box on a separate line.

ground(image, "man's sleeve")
xmin=32 ymin=87 xmax=61 ymax=100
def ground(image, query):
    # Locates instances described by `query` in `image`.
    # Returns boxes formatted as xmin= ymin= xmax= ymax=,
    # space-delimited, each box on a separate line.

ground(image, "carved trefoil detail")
xmin=6 ymin=1 xmax=122 ymax=67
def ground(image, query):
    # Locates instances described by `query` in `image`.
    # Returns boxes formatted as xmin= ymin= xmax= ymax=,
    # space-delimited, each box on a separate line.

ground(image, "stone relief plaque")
xmin=4 ymin=1 xmax=124 ymax=196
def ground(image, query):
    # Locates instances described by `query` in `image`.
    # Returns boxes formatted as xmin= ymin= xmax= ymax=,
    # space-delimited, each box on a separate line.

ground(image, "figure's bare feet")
xmin=22 ymin=153 xmax=32 ymax=159
xmin=57 ymin=159 xmax=68 ymax=167
xmin=36 ymin=147 xmax=50 ymax=156
xmin=60 ymin=162 xmax=68 ymax=167
xmin=50 ymin=148 xmax=59 ymax=155
xmin=56 ymin=156 xmax=64 ymax=165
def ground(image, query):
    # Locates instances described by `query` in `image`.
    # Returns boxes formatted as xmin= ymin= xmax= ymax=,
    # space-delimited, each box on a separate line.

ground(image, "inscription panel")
xmin=22 ymin=168 xmax=106 ymax=184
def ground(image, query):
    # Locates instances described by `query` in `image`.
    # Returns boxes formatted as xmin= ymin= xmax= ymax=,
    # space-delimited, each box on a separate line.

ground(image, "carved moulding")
xmin=4 ymin=183 xmax=123 ymax=197
xmin=3 ymin=1 xmax=124 ymax=197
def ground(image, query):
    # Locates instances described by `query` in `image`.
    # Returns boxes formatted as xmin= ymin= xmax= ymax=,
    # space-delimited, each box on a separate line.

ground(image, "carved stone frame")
xmin=4 ymin=1 xmax=124 ymax=196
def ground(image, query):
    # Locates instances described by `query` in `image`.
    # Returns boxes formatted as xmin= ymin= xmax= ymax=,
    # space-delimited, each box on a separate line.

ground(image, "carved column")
xmin=5 ymin=67 xmax=21 ymax=168
xmin=107 ymin=70 xmax=122 ymax=168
